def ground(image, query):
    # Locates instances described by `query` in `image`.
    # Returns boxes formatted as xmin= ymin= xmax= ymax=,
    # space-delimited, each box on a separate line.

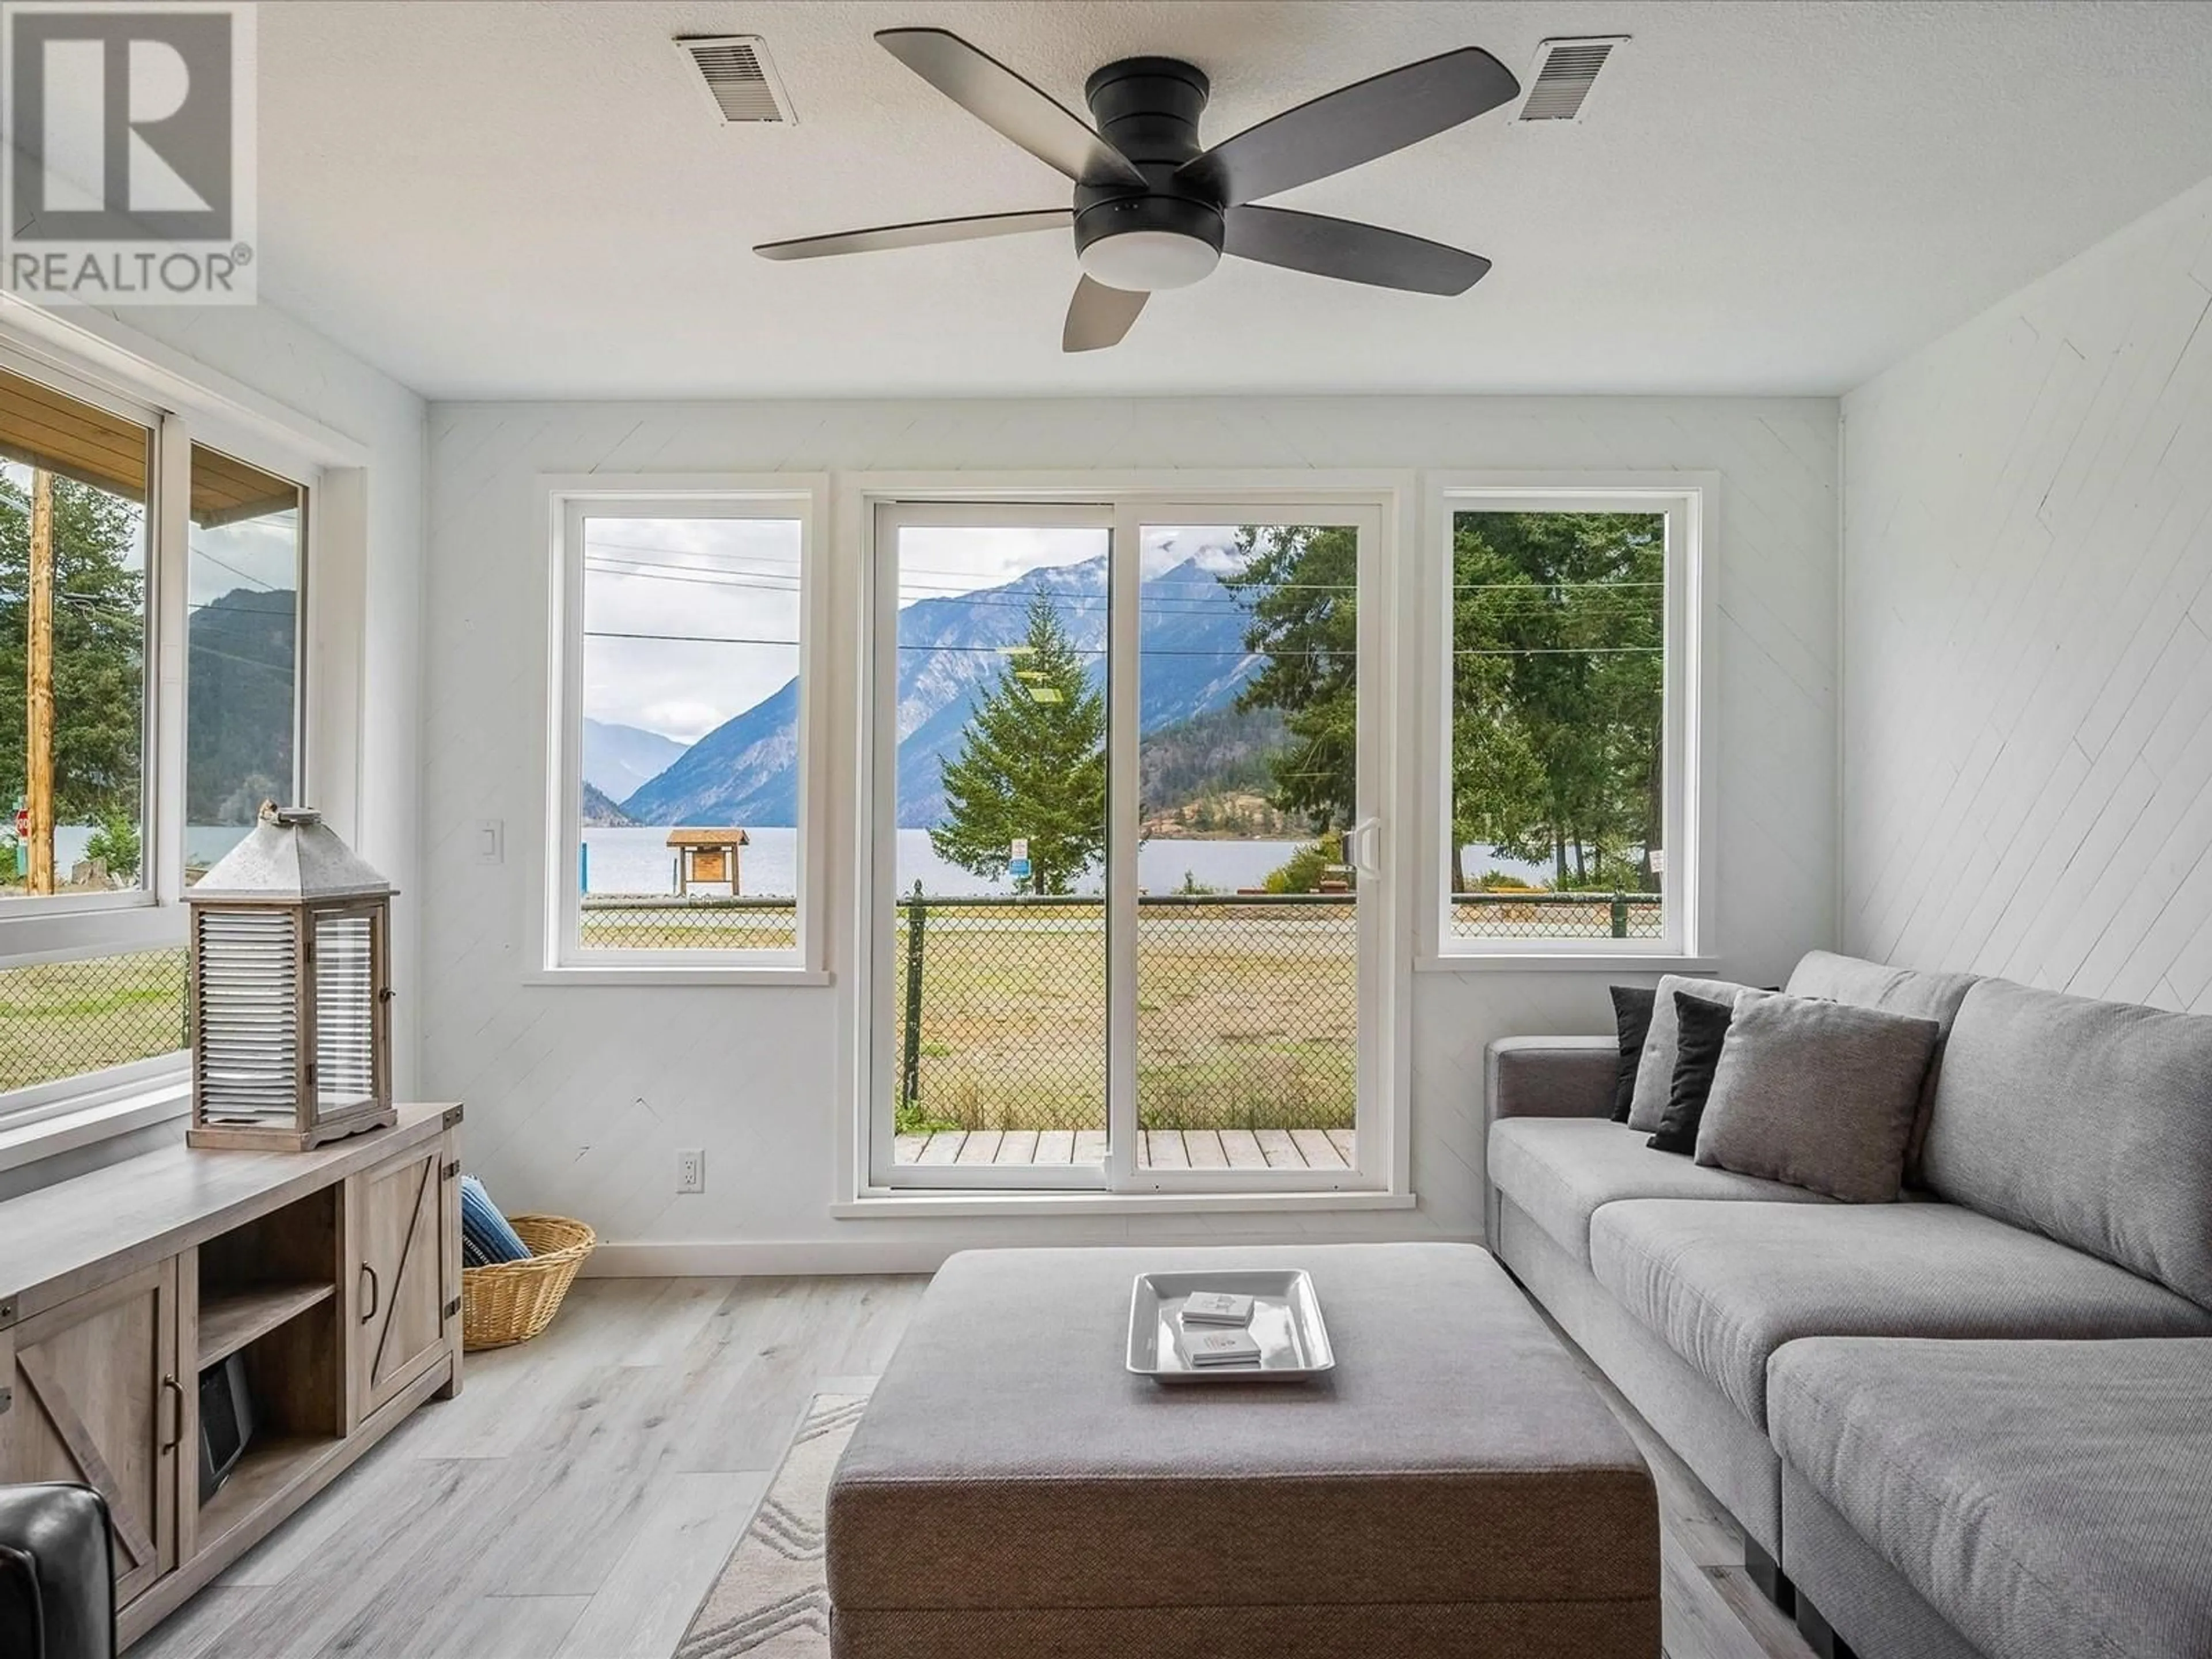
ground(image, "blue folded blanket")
xmin=460 ymin=1175 xmax=531 ymax=1267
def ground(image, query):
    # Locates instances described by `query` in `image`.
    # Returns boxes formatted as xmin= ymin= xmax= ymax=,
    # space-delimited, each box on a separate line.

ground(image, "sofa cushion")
xmin=1607 ymin=986 xmax=1657 ymax=1122
xmin=1926 ymin=978 xmax=2212 ymax=1309
xmin=1588 ymin=1198 xmax=2212 ymax=1429
xmin=1695 ymin=990 xmax=1941 ymax=1202
xmin=1626 ymin=974 xmax=1752 ymax=1131
xmin=1783 ymin=950 xmax=1978 ymax=1183
xmin=1487 ymin=1118 xmax=1832 ymax=1268
xmin=1770 ymin=1337 xmax=2212 ymax=1659
xmin=1647 ymin=991 xmax=1734 ymax=1154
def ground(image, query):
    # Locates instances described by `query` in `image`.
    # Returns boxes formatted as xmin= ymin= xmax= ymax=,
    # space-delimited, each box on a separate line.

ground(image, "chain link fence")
xmin=0 ymin=946 xmax=189 ymax=1094
xmin=580 ymin=897 xmax=798 ymax=952
xmin=892 ymin=892 xmax=1359 ymax=1140
xmin=1450 ymin=891 xmax=1663 ymax=940
xmin=893 ymin=892 xmax=1108 ymax=1136
xmin=1135 ymin=895 xmax=1355 ymax=1134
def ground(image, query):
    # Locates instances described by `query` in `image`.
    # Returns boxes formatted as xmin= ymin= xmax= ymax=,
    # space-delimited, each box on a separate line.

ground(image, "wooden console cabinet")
xmin=0 ymin=1101 xmax=463 ymax=1648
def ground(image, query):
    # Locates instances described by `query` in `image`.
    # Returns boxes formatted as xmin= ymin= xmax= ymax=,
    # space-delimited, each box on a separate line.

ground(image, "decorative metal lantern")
xmin=187 ymin=805 xmax=396 ymax=1152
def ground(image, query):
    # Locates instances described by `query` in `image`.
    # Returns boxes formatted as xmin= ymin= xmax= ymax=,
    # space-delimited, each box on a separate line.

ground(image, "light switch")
xmin=476 ymin=819 xmax=505 ymax=864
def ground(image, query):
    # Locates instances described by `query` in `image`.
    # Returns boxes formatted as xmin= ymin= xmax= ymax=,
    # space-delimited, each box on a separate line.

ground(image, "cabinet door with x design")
xmin=0 ymin=1260 xmax=180 ymax=1607
xmin=349 ymin=1143 xmax=454 ymax=1421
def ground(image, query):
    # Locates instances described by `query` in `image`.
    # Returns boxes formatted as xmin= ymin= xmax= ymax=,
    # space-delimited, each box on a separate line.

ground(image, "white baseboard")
xmin=580 ymin=1230 xmax=1482 ymax=1279
xmin=581 ymin=1238 xmax=964 ymax=1277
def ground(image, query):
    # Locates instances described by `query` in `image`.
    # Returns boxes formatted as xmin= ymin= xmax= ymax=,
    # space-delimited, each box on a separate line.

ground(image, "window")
xmin=1434 ymin=488 xmax=1707 ymax=960
xmin=545 ymin=483 xmax=824 ymax=974
xmin=866 ymin=496 xmax=1394 ymax=1194
xmin=1 ymin=364 xmax=154 ymax=904
xmin=0 ymin=353 xmax=315 ymax=1126
xmin=187 ymin=445 xmax=305 ymax=877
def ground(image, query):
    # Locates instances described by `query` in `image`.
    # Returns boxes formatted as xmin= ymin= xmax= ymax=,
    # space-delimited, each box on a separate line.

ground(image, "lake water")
xmin=580 ymin=826 xmax=1555 ymax=897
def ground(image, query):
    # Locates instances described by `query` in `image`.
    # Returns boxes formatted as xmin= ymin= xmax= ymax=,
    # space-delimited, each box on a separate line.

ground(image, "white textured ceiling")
xmin=253 ymin=0 xmax=2212 ymax=399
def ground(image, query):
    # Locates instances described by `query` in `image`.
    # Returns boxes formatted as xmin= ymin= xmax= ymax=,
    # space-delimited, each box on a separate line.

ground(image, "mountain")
xmin=1137 ymin=703 xmax=1295 ymax=834
xmin=582 ymin=718 xmax=689 ymax=801
xmin=581 ymin=780 xmax=635 ymax=827
xmin=622 ymin=554 xmax=1265 ymax=829
xmin=187 ymin=588 xmax=296 ymax=824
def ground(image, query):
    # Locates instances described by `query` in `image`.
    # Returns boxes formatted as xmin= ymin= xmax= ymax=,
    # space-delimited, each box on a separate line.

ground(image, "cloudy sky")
xmin=582 ymin=518 xmax=1256 ymax=744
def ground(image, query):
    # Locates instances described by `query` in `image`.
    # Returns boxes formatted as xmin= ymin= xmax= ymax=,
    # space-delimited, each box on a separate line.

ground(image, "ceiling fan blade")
xmin=1062 ymin=276 xmax=1147 ymax=353
xmin=756 ymin=208 xmax=1072 ymax=262
xmin=877 ymin=28 xmax=1146 ymax=189
xmin=1177 ymin=47 xmax=1519 ymax=206
xmin=1223 ymin=205 xmax=1490 ymax=295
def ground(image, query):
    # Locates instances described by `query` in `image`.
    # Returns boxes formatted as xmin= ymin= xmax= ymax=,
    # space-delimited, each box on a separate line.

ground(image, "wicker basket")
xmin=462 ymin=1213 xmax=596 ymax=1351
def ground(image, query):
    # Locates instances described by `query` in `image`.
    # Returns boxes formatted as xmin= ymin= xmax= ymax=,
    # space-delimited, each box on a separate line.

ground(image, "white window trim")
xmin=531 ymin=474 xmax=832 ymax=983
xmin=835 ymin=469 xmax=1420 ymax=1210
xmin=0 ymin=320 xmax=341 ymax=1148
xmin=1417 ymin=472 xmax=1719 ymax=971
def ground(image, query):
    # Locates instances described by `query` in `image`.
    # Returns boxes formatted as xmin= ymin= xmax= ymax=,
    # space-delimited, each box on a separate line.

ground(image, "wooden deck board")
xmin=1327 ymin=1127 xmax=1357 ymax=1163
xmin=955 ymin=1130 xmax=1004 ymax=1164
xmin=1252 ymin=1127 xmax=1305 ymax=1168
xmin=994 ymin=1130 xmax=1040 ymax=1165
xmin=1033 ymin=1130 xmax=1075 ymax=1165
xmin=913 ymin=1131 xmax=965 ymax=1165
xmin=1183 ymin=1130 xmax=1228 ymax=1168
xmin=1218 ymin=1129 xmax=1268 ymax=1168
xmin=893 ymin=1134 xmax=926 ymax=1165
xmin=1073 ymin=1130 xmax=1109 ymax=1163
xmin=1290 ymin=1128 xmax=1346 ymax=1168
xmin=1143 ymin=1130 xmax=1189 ymax=1169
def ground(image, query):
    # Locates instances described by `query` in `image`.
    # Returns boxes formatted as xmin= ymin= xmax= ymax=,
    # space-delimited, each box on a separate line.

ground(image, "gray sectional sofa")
xmin=1484 ymin=951 xmax=2212 ymax=1659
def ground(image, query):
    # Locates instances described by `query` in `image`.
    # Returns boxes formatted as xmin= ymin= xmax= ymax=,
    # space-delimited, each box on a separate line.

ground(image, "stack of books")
xmin=1179 ymin=1290 xmax=1260 ymax=1369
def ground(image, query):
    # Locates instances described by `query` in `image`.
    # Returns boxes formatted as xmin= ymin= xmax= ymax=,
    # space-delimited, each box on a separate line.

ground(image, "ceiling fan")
xmin=755 ymin=29 xmax=1520 ymax=351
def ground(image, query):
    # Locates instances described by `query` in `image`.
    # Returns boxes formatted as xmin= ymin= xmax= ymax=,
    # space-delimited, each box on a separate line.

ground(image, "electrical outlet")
xmin=676 ymin=1148 xmax=706 ymax=1194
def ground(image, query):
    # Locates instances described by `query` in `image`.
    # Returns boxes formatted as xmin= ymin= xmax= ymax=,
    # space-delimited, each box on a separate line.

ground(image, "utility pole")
xmin=26 ymin=468 xmax=55 ymax=895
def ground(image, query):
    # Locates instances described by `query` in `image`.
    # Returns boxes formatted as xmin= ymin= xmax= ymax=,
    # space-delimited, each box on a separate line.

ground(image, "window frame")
xmin=1419 ymin=475 xmax=1717 ymax=969
xmin=0 ymin=340 xmax=320 ymax=1132
xmin=536 ymin=475 xmax=831 ymax=984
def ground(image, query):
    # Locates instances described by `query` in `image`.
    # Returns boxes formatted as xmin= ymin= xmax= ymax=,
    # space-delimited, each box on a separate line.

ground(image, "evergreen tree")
xmin=0 ymin=471 xmax=147 ymax=827
xmin=1222 ymin=525 xmax=1359 ymax=832
xmin=1227 ymin=513 xmax=1664 ymax=892
xmin=929 ymin=594 xmax=1106 ymax=895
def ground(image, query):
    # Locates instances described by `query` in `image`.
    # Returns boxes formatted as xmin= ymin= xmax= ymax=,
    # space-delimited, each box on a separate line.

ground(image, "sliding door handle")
xmin=1346 ymin=817 xmax=1383 ymax=880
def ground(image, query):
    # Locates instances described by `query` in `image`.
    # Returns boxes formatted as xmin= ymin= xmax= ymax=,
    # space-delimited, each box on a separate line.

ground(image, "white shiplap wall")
xmin=1842 ymin=176 xmax=2212 ymax=1009
xmin=422 ymin=396 xmax=1836 ymax=1266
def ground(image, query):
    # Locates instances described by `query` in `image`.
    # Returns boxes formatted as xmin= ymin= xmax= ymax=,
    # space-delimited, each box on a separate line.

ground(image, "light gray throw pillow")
xmin=1626 ymin=974 xmax=1754 ymax=1131
xmin=1694 ymin=990 xmax=1942 ymax=1203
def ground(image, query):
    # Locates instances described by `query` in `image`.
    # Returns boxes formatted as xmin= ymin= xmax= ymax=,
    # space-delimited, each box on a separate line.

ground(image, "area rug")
xmin=674 ymin=1392 xmax=869 ymax=1658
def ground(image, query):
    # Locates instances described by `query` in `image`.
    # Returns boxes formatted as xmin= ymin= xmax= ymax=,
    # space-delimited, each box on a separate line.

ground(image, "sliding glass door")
xmin=870 ymin=500 xmax=1385 ymax=1190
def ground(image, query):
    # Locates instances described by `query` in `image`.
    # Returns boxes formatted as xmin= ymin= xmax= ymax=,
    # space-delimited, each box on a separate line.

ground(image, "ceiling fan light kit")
xmin=756 ymin=28 xmax=1521 ymax=350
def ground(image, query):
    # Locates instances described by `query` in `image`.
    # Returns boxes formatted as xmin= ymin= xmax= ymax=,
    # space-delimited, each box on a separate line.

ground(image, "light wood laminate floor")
xmin=137 ymin=1272 xmax=1813 ymax=1659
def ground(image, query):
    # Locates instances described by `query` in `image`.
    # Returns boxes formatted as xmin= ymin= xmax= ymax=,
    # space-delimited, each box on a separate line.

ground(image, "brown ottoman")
xmin=827 ymin=1243 xmax=1658 ymax=1658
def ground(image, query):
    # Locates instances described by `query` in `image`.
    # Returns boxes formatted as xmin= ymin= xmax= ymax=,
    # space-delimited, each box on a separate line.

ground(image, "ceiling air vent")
xmin=1518 ymin=36 xmax=1626 ymax=122
xmin=677 ymin=35 xmax=795 ymax=125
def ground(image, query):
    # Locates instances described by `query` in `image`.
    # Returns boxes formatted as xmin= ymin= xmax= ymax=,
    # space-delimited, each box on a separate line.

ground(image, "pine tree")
xmin=0 ymin=472 xmax=147 ymax=827
xmin=929 ymin=594 xmax=1106 ymax=895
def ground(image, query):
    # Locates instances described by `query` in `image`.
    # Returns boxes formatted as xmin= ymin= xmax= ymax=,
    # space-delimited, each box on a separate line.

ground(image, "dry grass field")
xmin=0 ymin=947 xmax=190 ymax=1093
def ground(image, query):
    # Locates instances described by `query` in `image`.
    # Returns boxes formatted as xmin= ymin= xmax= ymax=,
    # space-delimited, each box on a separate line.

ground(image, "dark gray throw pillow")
xmin=1647 ymin=992 xmax=1734 ymax=1154
xmin=1608 ymin=986 xmax=1657 ymax=1123
xmin=1695 ymin=990 xmax=1943 ymax=1203
xmin=1626 ymin=974 xmax=1753 ymax=1131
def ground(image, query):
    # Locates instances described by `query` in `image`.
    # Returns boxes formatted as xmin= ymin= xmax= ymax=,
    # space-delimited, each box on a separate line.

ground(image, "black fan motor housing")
xmin=1074 ymin=57 xmax=1224 ymax=260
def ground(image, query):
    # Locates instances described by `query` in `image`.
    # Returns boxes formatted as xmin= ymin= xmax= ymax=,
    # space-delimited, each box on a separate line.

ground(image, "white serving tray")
xmin=1127 ymin=1268 xmax=1335 ymax=1384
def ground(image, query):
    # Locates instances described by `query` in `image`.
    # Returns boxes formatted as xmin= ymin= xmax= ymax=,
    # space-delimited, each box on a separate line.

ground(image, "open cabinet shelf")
xmin=196 ymin=1282 xmax=336 ymax=1368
